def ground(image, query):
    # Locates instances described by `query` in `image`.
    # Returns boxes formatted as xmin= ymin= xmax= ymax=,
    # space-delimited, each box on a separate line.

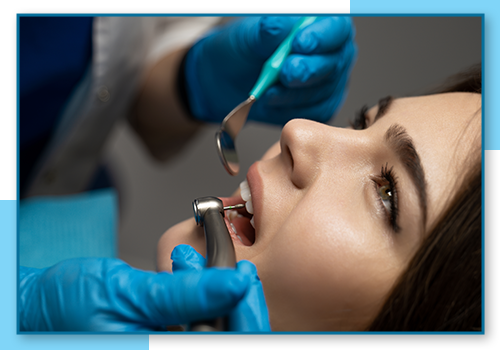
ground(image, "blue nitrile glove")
xmin=19 ymin=258 xmax=251 ymax=331
xmin=184 ymin=16 xmax=357 ymax=125
xmin=171 ymin=244 xmax=271 ymax=332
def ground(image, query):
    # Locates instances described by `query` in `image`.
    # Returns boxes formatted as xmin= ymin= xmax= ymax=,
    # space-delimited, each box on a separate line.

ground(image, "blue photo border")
xmin=3 ymin=2 xmax=494 ymax=348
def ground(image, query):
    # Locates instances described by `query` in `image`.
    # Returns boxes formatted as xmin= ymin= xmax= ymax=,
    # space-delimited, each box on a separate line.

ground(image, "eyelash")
xmin=372 ymin=164 xmax=400 ymax=233
xmin=351 ymin=106 xmax=401 ymax=232
xmin=351 ymin=105 xmax=369 ymax=130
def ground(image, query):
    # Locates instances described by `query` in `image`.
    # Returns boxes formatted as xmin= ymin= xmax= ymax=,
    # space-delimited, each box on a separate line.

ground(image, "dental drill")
xmin=190 ymin=196 xmax=244 ymax=331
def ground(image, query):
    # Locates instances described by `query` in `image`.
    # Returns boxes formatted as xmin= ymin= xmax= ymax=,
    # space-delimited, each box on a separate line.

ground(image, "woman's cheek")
xmin=157 ymin=218 xmax=205 ymax=272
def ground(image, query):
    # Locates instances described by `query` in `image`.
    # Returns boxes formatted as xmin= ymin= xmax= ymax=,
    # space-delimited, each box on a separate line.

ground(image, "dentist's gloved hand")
xmin=171 ymin=244 xmax=271 ymax=332
xmin=184 ymin=16 xmax=357 ymax=125
xmin=19 ymin=257 xmax=251 ymax=331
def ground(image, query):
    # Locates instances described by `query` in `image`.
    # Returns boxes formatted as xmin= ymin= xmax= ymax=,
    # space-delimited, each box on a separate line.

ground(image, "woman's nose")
xmin=280 ymin=119 xmax=327 ymax=189
xmin=280 ymin=119 xmax=366 ymax=189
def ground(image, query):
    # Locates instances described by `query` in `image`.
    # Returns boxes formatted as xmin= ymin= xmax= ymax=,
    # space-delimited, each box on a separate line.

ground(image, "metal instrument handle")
xmin=190 ymin=197 xmax=236 ymax=332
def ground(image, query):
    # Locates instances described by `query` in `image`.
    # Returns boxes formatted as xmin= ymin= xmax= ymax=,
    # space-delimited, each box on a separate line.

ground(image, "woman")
xmin=157 ymin=65 xmax=482 ymax=332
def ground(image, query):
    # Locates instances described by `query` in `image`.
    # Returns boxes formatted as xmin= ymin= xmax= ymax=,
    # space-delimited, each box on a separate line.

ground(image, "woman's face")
xmin=157 ymin=92 xmax=481 ymax=331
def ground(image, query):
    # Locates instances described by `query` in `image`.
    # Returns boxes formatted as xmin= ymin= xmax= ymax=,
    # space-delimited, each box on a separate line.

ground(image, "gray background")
xmin=104 ymin=16 xmax=482 ymax=271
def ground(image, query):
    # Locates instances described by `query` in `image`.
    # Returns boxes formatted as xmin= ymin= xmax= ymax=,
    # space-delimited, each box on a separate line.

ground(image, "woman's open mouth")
xmin=221 ymin=180 xmax=256 ymax=246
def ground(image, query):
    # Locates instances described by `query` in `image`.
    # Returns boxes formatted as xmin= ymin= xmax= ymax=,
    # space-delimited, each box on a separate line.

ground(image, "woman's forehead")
xmin=373 ymin=93 xmax=481 ymax=229
xmin=367 ymin=93 xmax=480 ymax=121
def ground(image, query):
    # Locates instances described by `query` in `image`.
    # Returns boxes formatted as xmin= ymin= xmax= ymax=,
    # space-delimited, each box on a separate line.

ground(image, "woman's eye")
xmin=374 ymin=164 xmax=400 ymax=233
xmin=380 ymin=184 xmax=392 ymax=199
xmin=378 ymin=184 xmax=393 ymax=212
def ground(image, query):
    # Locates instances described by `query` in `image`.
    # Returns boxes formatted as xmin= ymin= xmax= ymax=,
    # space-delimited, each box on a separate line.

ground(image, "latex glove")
xmin=184 ymin=16 xmax=357 ymax=125
xmin=171 ymin=244 xmax=271 ymax=332
xmin=19 ymin=257 xmax=251 ymax=331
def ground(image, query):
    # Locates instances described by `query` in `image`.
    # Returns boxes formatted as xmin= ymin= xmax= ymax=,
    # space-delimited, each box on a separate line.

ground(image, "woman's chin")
xmin=156 ymin=217 xmax=206 ymax=272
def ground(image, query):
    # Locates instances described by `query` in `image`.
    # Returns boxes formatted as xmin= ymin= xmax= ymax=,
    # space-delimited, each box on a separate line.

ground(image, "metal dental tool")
xmin=216 ymin=16 xmax=317 ymax=176
xmin=190 ymin=197 xmax=244 ymax=331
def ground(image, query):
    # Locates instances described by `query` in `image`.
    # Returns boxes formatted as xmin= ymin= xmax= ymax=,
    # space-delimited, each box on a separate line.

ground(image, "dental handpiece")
xmin=190 ymin=196 xmax=243 ymax=331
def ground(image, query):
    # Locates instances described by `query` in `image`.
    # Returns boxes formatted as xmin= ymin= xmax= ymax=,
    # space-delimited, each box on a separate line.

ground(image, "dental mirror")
xmin=215 ymin=16 xmax=317 ymax=176
xmin=216 ymin=96 xmax=255 ymax=176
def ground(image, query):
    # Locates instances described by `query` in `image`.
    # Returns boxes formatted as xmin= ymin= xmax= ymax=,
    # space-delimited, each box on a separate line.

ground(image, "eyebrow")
xmin=374 ymin=96 xmax=394 ymax=123
xmin=372 ymin=97 xmax=428 ymax=229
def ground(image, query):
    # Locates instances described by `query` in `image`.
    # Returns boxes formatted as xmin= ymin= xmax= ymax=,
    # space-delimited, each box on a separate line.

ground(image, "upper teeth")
xmin=240 ymin=180 xmax=255 ymax=229
xmin=240 ymin=179 xmax=251 ymax=201
xmin=240 ymin=180 xmax=254 ymax=215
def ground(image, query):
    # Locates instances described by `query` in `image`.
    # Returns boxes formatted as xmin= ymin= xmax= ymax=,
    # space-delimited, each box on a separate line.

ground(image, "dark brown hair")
xmin=368 ymin=64 xmax=482 ymax=331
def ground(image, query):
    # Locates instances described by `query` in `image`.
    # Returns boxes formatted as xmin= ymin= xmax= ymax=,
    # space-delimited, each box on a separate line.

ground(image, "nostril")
xmin=282 ymin=143 xmax=294 ymax=172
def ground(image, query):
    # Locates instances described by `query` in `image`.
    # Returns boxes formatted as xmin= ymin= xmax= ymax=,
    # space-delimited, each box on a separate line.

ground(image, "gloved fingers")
xmin=254 ymin=57 xmax=352 ymax=109
xmin=250 ymin=76 xmax=350 ymax=125
xmin=280 ymin=54 xmax=339 ymax=88
xmin=22 ymin=258 xmax=249 ymax=332
xmin=257 ymin=79 xmax=337 ymax=109
xmin=169 ymin=248 xmax=270 ymax=331
xmin=158 ymin=268 xmax=250 ymax=325
xmin=241 ymin=16 xmax=299 ymax=60
xmin=171 ymin=244 xmax=206 ymax=272
xmin=21 ymin=258 xmax=142 ymax=332
xmin=280 ymin=39 xmax=358 ymax=88
xmin=249 ymin=39 xmax=356 ymax=125
xmin=292 ymin=16 xmax=355 ymax=54
xmin=229 ymin=261 xmax=271 ymax=332
xmin=110 ymin=264 xmax=250 ymax=326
